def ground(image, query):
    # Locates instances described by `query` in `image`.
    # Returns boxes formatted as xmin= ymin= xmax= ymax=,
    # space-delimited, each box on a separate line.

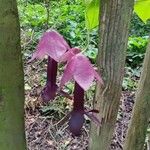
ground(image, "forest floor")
xmin=24 ymin=58 xmax=135 ymax=150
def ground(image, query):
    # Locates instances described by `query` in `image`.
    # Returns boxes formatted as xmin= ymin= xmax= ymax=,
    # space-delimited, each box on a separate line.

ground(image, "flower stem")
xmin=73 ymin=82 xmax=84 ymax=111
xmin=41 ymin=56 xmax=58 ymax=101
xmin=46 ymin=56 xmax=57 ymax=85
xmin=68 ymin=82 xmax=85 ymax=136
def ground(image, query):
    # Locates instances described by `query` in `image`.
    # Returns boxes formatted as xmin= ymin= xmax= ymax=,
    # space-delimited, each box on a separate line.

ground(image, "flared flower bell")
xmin=60 ymin=53 xmax=103 ymax=90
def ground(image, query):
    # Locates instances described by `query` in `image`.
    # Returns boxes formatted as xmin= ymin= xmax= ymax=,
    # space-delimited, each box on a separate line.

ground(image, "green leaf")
xmin=85 ymin=0 xmax=100 ymax=30
xmin=134 ymin=0 xmax=150 ymax=23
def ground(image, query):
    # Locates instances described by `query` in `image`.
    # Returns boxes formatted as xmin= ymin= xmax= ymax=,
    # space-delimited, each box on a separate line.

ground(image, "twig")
xmin=44 ymin=0 xmax=50 ymax=29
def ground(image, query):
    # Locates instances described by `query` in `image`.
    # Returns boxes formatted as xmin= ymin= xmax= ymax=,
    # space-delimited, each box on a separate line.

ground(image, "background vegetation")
xmin=17 ymin=0 xmax=150 ymax=110
xmin=17 ymin=1 xmax=150 ymax=148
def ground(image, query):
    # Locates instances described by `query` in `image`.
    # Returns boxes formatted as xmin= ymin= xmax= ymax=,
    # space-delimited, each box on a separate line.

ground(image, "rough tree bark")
xmin=89 ymin=0 xmax=134 ymax=150
xmin=123 ymin=38 xmax=150 ymax=150
xmin=0 ymin=0 xmax=27 ymax=150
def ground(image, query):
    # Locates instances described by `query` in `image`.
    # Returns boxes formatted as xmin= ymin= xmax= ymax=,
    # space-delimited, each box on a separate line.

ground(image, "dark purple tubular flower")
xmin=41 ymin=56 xmax=58 ymax=101
xmin=69 ymin=82 xmax=85 ymax=136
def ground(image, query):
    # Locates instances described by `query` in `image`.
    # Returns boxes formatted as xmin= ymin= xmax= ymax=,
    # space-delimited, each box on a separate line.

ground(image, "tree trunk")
xmin=0 ymin=0 xmax=27 ymax=150
xmin=89 ymin=0 xmax=134 ymax=150
xmin=123 ymin=39 xmax=150 ymax=150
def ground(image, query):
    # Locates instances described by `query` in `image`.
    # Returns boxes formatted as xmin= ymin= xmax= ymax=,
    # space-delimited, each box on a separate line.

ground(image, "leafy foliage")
xmin=18 ymin=0 xmax=150 ymax=92
xmin=48 ymin=0 xmax=86 ymax=48
xmin=85 ymin=0 xmax=99 ymax=30
xmin=123 ymin=67 xmax=139 ymax=90
xmin=18 ymin=0 xmax=87 ymax=48
xmin=84 ymin=0 xmax=150 ymax=30
xmin=134 ymin=0 xmax=150 ymax=23
xmin=18 ymin=3 xmax=47 ymax=29
xmin=123 ymin=36 xmax=148 ymax=90
xmin=126 ymin=36 xmax=148 ymax=68
xmin=130 ymin=13 xmax=150 ymax=36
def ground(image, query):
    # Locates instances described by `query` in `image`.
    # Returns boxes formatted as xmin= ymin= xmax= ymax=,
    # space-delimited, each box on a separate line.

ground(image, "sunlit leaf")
xmin=85 ymin=0 xmax=100 ymax=30
xmin=134 ymin=0 xmax=150 ymax=23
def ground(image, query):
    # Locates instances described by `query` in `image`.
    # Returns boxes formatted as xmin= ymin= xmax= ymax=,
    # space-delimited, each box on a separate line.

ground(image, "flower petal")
xmin=28 ymin=48 xmax=45 ymax=63
xmin=59 ymin=47 xmax=81 ymax=62
xmin=60 ymin=58 xmax=76 ymax=87
xmin=29 ymin=30 xmax=70 ymax=62
xmin=93 ymin=70 xmax=104 ymax=85
xmin=73 ymin=54 xmax=96 ymax=90
xmin=60 ymin=53 xmax=103 ymax=90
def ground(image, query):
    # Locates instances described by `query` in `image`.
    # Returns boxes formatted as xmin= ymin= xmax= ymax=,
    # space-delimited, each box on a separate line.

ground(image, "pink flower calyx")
xmin=60 ymin=53 xmax=103 ymax=91
xmin=29 ymin=30 xmax=70 ymax=62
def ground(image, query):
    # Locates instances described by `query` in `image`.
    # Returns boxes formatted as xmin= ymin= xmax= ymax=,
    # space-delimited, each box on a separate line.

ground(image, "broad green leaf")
xmin=134 ymin=0 xmax=150 ymax=23
xmin=85 ymin=0 xmax=100 ymax=30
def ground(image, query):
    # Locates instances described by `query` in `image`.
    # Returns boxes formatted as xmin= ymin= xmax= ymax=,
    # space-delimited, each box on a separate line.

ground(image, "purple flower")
xmin=60 ymin=52 xmax=103 ymax=135
xmin=29 ymin=30 xmax=70 ymax=62
xmin=29 ymin=30 xmax=70 ymax=101
xmin=59 ymin=47 xmax=81 ymax=62
xmin=29 ymin=29 xmax=103 ymax=135
xmin=60 ymin=53 xmax=103 ymax=90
